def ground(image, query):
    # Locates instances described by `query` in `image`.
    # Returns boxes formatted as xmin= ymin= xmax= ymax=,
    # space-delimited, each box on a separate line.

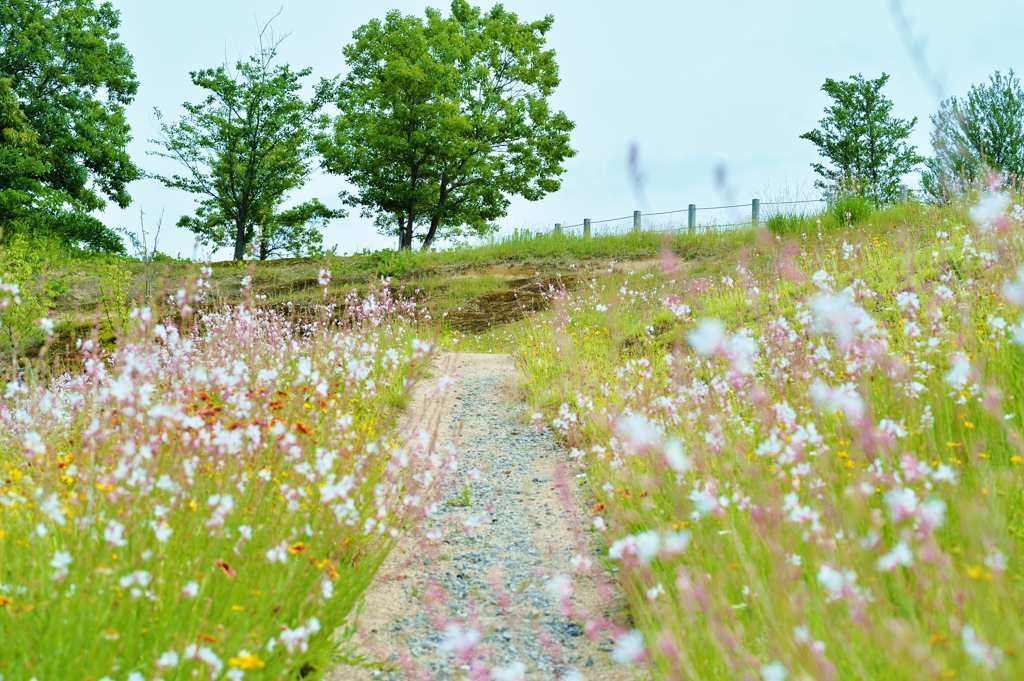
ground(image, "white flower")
xmin=661 ymin=529 xmax=691 ymax=556
xmin=157 ymin=650 xmax=180 ymax=668
xmin=266 ymin=541 xmax=289 ymax=563
xmin=646 ymin=583 xmax=665 ymax=600
xmin=962 ymin=625 xmax=1003 ymax=668
xmin=878 ymin=419 xmax=907 ymax=438
xmin=894 ymin=291 xmax=919 ymax=310
xmin=944 ymin=352 xmax=971 ymax=391
xmin=810 ymin=291 xmax=876 ymax=341
xmin=877 ymin=541 xmax=913 ymax=571
xmin=611 ymin=629 xmax=645 ymax=664
xmin=760 ymin=660 xmax=788 ymax=681
xmin=817 ymin=564 xmax=857 ymax=601
xmin=615 ymin=414 xmax=661 ymax=452
xmin=545 ymin=574 xmax=573 ymax=601
xmin=884 ymin=488 xmax=919 ymax=522
xmin=50 ymin=550 xmax=72 ymax=580
xmin=1003 ymin=266 xmax=1024 ymax=306
xmin=664 ymin=438 xmax=691 ymax=474
xmin=438 ymin=624 xmax=481 ymax=658
xmin=103 ymin=520 xmax=127 ymax=547
xmin=687 ymin=319 xmax=725 ymax=356
xmin=809 ymin=380 xmax=865 ymax=421
xmin=491 ymin=661 xmax=527 ymax=681
xmin=180 ymin=581 xmax=199 ymax=598
xmin=969 ymin=191 xmax=1010 ymax=226
xmin=150 ymin=520 xmax=172 ymax=543
xmin=985 ymin=550 xmax=1008 ymax=573
xmin=635 ymin=530 xmax=661 ymax=564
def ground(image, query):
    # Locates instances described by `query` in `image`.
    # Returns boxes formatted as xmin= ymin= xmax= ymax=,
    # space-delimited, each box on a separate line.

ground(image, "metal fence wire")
xmin=554 ymin=198 xmax=828 ymax=236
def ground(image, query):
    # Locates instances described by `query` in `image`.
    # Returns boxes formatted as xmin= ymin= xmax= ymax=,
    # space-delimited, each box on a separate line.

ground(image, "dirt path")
xmin=329 ymin=353 xmax=637 ymax=681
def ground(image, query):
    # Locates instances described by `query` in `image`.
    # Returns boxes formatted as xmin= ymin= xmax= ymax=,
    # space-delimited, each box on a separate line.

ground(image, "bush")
xmin=827 ymin=193 xmax=874 ymax=226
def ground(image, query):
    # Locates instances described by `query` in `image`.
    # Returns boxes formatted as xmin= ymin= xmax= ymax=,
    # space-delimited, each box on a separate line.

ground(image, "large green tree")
xmin=0 ymin=0 xmax=140 ymax=251
xmin=923 ymin=70 xmax=1024 ymax=203
xmin=801 ymin=73 xmax=922 ymax=204
xmin=152 ymin=30 xmax=341 ymax=261
xmin=319 ymin=0 xmax=576 ymax=251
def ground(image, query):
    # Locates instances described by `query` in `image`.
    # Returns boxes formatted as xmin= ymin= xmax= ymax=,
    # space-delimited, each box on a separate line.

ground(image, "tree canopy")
xmin=801 ymin=73 xmax=922 ymax=205
xmin=923 ymin=70 xmax=1024 ymax=203
xmin=152 ymin=29 xmax=341 ymax=261
xmin=0 ymin=0 xmax=140 ymax=251
xmin=319 ymin=0 xmax=576 ymax=250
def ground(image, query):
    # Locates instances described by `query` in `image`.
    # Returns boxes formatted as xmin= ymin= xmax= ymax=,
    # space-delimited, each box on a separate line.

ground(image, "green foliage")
xmin=255 ymin=197 xmax=336 ymax=260
xmin=0 ymin=0 xmax=139 ymax=251
xmin=0 ymin=78 xmax=48 ymax=225
xmin=765 ymin=212 xmax=818 ymax=236
xmin=801 ymin=73 xmax=922 ymax=205
xmin=828 ymin=192 xmax=874 ymax=225
xmin=91 ymin=256 xmax=134 ymax=331
xmin=152 ymin=27 xmax=342 ymax=261
xmin=0 ymin=235 xmax=63 ymax=361
xmin=358 ymin=248 xmax=417 ymax=278
xmin=319 ymin=0 xmax=576 ymax=251
xmin=923 ymin=70 xmax=1024 ymax=203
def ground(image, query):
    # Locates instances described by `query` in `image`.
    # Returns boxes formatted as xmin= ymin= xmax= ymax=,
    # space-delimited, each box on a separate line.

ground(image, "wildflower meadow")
xmin=514 ymin=191 xmax=1024 ymax=679
xmin=0 ymin=272 xmax=450 ymax=680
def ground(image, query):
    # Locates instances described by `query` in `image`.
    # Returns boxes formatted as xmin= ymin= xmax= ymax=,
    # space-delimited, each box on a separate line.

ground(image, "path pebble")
xmin=329 ymin=354 xmax=637 ymax=681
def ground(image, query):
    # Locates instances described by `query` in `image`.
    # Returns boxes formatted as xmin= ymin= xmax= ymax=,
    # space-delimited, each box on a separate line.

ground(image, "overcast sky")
xmin=100 ymin=0 xmax=1024 ymax=258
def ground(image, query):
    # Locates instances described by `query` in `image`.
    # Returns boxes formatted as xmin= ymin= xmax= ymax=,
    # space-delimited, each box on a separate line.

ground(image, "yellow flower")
xmin=229 ymin=653 xmax=266 ymax=670
xmin=966 ymin=565 xmax=992 ymax=581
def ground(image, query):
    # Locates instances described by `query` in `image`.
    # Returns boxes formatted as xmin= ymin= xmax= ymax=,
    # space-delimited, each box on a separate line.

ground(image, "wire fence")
xmin=553 ymin=198 xmax=827 ymax=237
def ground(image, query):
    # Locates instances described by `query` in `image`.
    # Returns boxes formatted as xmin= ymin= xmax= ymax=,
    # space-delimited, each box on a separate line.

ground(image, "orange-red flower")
xmin=214 ymin=559 xmax=236 ymax=577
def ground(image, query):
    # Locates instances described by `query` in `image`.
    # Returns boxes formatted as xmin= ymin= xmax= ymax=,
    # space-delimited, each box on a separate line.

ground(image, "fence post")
xmin=687 ymin=204 xmax=696 ymax=231
xmin=554 ymin=223 xmax=562 ymax=236
xmin=583 ymin=218 xmax=591 ymax=238
xmin=751 ymin=199 xmax=760 ymax=226
xmin=900 ymin=184 xmax=908 ymax=203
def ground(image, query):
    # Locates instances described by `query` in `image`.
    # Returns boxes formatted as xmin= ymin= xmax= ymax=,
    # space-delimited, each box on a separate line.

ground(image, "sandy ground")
xmin=328 ymin=353 xmax=639 ymax=681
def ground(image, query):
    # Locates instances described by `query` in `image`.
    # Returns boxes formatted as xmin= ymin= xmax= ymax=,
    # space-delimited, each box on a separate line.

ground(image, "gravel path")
xmin=329 ymin=353 xmax=637 ymax=681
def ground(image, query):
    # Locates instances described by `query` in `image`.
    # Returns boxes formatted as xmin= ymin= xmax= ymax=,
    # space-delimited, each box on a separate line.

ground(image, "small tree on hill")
xmin=152 ymin=24 xmax=343 ymax=261
xmin=923 ymin=70 xmax=1024 ymax=203
xmin=801 ymin=73 xmax=922 ymax=204
xmin=319 ymin=0 xmax=576 ymax=251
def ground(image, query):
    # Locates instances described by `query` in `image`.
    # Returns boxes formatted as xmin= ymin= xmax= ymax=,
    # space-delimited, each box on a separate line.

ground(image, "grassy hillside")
xmin=497 ymin=196 xmax=1024 ymax=679
xmin=8 ymin=195 xmax=1024 ymax=679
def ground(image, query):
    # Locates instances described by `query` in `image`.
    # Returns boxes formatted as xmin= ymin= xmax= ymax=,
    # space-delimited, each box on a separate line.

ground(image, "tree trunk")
xmin=421 ymin=182 xmax=448 ymax=251
xmin=421 ymin=215 xmax=440 ymax=251
xmin=399 ymin=213 xmax=415 ymax=250
xmin=233 ymin=218 xmax=247 ymax=261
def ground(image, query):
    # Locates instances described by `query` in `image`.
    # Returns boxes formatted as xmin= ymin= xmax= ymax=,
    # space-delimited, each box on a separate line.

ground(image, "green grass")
xmin=498 ymin=196 xmax=1024 ymax=678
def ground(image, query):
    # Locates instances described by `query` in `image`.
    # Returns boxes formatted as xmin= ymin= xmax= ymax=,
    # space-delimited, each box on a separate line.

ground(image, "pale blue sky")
xmin=101 ymin=0 xmax=1024 ymax=258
